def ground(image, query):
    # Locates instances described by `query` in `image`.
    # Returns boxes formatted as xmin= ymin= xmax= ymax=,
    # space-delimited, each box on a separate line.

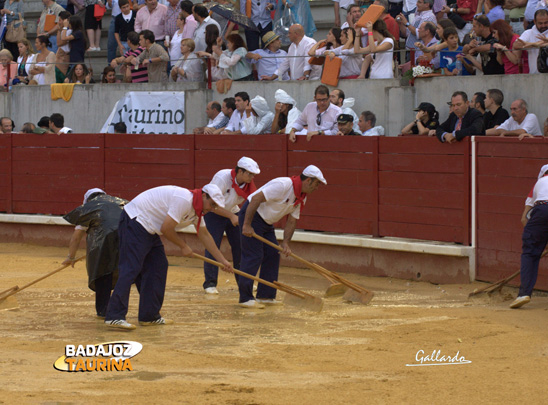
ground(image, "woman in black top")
xmin=61 ymin=16 xmax=87 ymax=68
xmin=401 ymin=102 xmax=440 ymax=135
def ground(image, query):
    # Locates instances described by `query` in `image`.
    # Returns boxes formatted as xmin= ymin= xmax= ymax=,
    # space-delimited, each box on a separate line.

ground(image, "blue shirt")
xmin=248 ymin=48 xmax=289 ymax=80
xmin=486 ymin=6 xmax=505 ymax=23
xmin=240 ymin=0 xmax=276 ymax=28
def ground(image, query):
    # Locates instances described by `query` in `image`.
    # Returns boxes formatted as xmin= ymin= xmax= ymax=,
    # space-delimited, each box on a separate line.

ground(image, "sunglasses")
xmin=316 ymin=113 xmax=322 ymax=126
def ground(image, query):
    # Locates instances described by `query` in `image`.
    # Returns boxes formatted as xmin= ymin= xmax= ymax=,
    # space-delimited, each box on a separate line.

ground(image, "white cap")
xmin=202 ymin=184 xmax=225 ymax=208
xmin=274 ymin=89 xmax=296 ymax=106
xmin=83 ymin=188 xmax=105 ymax=204
xmin=538 ymin=164 xmax=548 ymax=179
xmin=237 ymin=156 xmax=260 ymax=174
xmin=302 ymin=165 xmax=327 ymax=185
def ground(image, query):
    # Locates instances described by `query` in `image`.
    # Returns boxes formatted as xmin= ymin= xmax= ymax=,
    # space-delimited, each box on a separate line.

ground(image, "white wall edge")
xmin=0 ymin=213 xmax=473 ymax=258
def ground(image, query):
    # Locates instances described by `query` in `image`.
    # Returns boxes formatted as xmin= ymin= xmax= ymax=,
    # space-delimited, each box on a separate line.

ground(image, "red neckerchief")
xmin=191 ymin=188 xmax=203 ymax=234
xmin=291 ymin=176 xmax=306 ymax=210
xmin=231 ymin=169 xmax=257 ymax=199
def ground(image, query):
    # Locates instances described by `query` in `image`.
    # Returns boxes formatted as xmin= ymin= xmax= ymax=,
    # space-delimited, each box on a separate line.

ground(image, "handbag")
xmin=448 ymin=12 xmax=466 ymax=29
xmin=94 ymin=3 xmax=106 ymax=21
xmin=6 ymin=14 xmax=26 ymax=43
xmin=273 ymin=6 xmax=296 ymax=47
xmin=538 ymin=47 xmax=548 ymax=73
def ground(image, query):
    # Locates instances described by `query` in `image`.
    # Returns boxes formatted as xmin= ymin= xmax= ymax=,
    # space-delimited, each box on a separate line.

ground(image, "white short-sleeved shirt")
xmin=526 ymin=176 xmax=548 ymax=206
xmin=498 ymin=113 xmax=542 ymax=135
xmin=519 ymin=26 xmax=548 ymax=74
xmin=248 ymin=177 xmax=304 ymax=225
xmin=124 ymin=186 xmax=202 ymax=234
xmin=210 ymin=169 xmax=246 ymax=213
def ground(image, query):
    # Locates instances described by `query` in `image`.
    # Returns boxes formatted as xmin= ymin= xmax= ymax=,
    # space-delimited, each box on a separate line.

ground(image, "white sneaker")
xmin=105 ymin=319 xmax=136 ymax=330
xmin=238 ymin=300 xmax=265 ymax=309
xmin=509 ymin=295 xmax=531 ymax=309
xmin=139 ymin=317 xmax=174 ymax=326
xmin=256 ymin=298 xmax=283 ymax=306
xmin=205 ymin=287 xmax=219 ymax=294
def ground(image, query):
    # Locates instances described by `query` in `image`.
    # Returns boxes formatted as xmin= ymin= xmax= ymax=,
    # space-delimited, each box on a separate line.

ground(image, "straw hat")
xmin=262 ymin=31 xmax=280 ymax=49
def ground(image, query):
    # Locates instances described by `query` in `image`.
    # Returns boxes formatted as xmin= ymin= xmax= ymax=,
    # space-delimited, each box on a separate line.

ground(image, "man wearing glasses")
xmin=288 ymin=85 xmax=342 ymax=142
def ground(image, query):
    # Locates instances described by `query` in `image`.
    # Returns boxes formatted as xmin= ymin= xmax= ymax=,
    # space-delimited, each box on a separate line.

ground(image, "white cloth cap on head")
xmin=302 ymin=165 xmax=327 ymax=185
xmin=202 ymin=184 xmax=225 ymax=208
xmin=538 ymin=164 xmax=548 ymax=179
xmin=83 ymin=188 xmax=105 ymax=204
xmin=250 ymin=96 xmax=271 ymax=118
xmin=237 ymin=156 xmax=260 ymax=174
xmin=274 ymin=89 xmax=296 ymax=106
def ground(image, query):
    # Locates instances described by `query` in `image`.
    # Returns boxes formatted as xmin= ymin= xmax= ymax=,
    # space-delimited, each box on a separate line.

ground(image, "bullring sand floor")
xmin=1 ymin=243 xmax=547 ymax=404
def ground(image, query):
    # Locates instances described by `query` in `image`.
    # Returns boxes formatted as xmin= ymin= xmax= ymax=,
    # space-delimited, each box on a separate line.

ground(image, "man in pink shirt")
xmin=180 ymin=0 xmax=198 ymax=39
xmin=135 ymin=0 xmax=167 ymax=42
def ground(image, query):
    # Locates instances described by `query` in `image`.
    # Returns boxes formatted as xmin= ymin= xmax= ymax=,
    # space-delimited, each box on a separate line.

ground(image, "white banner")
xmin=100 ymin=91 xmax=185 ymax=134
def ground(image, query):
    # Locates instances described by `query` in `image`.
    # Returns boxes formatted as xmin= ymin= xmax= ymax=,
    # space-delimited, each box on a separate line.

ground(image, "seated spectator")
xmin=398 ymin=0 xmax=437 ymax=51
xmin=401 ymin=102 xmax=440 ymax=134
xmin=308 ymin=28 xmax=343 ymax=58
xmin=330 ymin=89 xmax=360 ymax=133
xmin=471 ymin=92 xmax=486 ymax=115
xmin=491 ymin=19 xmax=529 ymax=74
xmin=359 ymin=111 xmax=385 ymax=136
xmin=193 ymin=101 xmax=229 ymax=134
xmin=431 ymin=91 xmax=485 ymax=143
xmin=289 ymin=85 xmax=342 ymax=142
xmin=336 ymin=114 xmax=362 ymax=136
xmin=49 ymin=113 xmax=73 ymax=134
xmin=483 ymin=88 xmax=510 ymax=129
xmin=170 ymin=39 xmax=204 ymax=82
xmin=101 ymin=66 xmax=120 ymax=83
xmin=438 ymin=27 xmax=462 ymax=75
xmin=462 ymin=15 xmax=505 ymax=75
xmin=271 ymin=89 xmax=301 ymax=134
xmin=476 ymin=0 xmax=506 ymax=23
xmin=168 ymin=12 xmax=186 ymax=66
xmin=246 ymin=32 xmax=289 ymax=81
xmin=486 ymin=99 xmax=542 ymax=136
xmin=15 ymin=39 xmax=36 ymax=86
xmin=413 ymin=22 xmax=440 ymax=67
xmin=325 ymin=27 xmax=362 ymax=79
xmin=37 ymin=116 xmax=51 ymax=131
xmin=514 ymin=9 xmax=548 ymax=74
xmin=214 ymin=97 xmax=236 ymax=133
xmin=355 ymin=21 xmax=395 ymax=79
xmin=1 ymin=117 xmax=14 ymax=133
xmin=64 ymin=63 xmax=94 ymax=84
xmin=111 ymin=31 xmax=148 ymax=83
xmin=215 ymin=34 xmax=253 ymax=81
xmin=114 ymin=122 xmax=127 ymax=133
xmin=21 ymin=122 xmax=47 ymax=134
xmin=222 ymin=92 xmax=250 ymax=134
xmin=273 ymin=24 xmax=321 ymax=81
xmin=133 ymin=30 xmax=169 ymax=83
xmin=0 ymin=50 xmax=18 ymax=88
xmin=114 ymin=0 xmax=136 ymax=56
xmin=241 ymin=96 xmax=275 ymax=134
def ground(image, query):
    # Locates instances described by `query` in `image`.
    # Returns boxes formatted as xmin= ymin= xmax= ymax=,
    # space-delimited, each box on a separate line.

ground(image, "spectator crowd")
xmin=0 ymin=0 xmax=547 ymax=88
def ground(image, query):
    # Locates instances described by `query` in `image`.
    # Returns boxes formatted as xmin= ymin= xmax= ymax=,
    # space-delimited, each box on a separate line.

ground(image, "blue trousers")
xmin=519 ymin=204 xmax=548 ymax=296
xmin=203 ymin=211 xmax=241 ymax=289
xmin=237 ymin=201 xmax=280 ymax=302
xmin=94 ymin=272 xmax=113 ymax=317
xmin=105 ymin=211 xmax=169 ymax=322
xmin=244 ymin=22 xmax=272 ymax=52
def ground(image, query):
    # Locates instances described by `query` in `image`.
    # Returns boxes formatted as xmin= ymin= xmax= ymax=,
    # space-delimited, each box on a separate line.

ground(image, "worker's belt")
xmin=509 ymin=17 xmax=524 ymax=22
xmin=534 ymin=200 xmax=548 ymax=206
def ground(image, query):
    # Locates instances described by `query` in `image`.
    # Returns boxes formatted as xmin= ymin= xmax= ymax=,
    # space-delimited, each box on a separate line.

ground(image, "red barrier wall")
xmin=475 ymin=137 xmax=548 ymax=290
xmin=1 ymin=133 xmax=471 ymax=245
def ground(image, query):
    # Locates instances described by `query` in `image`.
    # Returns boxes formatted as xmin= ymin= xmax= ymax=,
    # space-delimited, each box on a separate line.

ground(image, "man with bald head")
xmin=272 ymin=24 xmax=321 ymax=81
xmin=486 ymin=99 xmax=542 ymax=137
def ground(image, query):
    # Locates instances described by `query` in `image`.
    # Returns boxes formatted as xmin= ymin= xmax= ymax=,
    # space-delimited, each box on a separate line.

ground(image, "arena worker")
xmin=511 ymin=164 xmax=548 ymax=309
xmin=104 ymin=184 xmax=233 ymax=330
xmin=63 ymin=188 xmax=128 ymax=318
xmin=238 ymin=165 xmax=327 ymax=308
xmin=202 ymin=157 xmax=261 ymax=294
